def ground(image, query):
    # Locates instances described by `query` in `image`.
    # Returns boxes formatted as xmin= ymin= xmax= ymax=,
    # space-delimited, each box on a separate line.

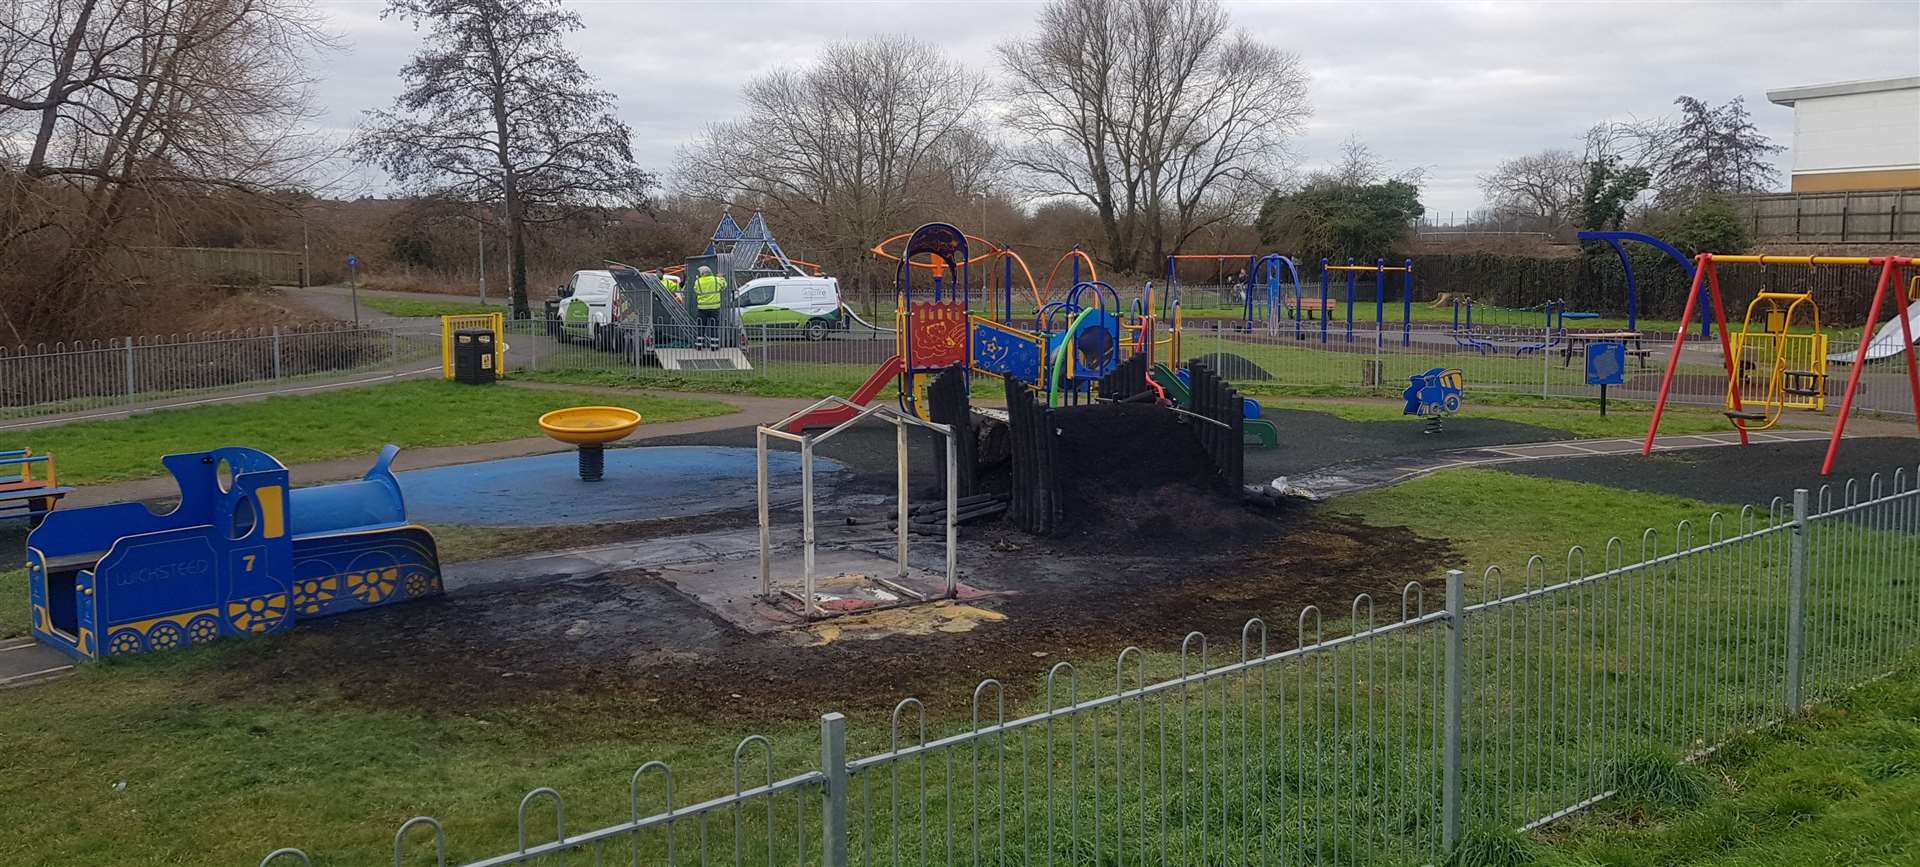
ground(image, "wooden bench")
xmin=1285 ymin=298 xmax=1340 ymax=320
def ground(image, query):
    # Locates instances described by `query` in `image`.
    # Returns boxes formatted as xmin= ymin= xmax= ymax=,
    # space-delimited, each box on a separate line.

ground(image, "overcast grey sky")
xmin=312 ymin=0 xmax=1920 ymax=215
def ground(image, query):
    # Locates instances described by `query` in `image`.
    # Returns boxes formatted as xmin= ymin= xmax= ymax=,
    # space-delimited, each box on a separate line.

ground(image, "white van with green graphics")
xmin=736 ymin=276 xmax=843 ymax=340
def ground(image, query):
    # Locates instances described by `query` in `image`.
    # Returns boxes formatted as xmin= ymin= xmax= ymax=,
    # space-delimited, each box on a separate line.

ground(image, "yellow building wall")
xmin=1790 ymin=168 xmax=1920 ymax=193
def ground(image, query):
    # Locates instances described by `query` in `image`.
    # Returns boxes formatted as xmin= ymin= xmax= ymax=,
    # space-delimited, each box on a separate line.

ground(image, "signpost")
xmin=1585 ymin=340 xmax=1626 ymax=416
xmin=346 ymin=254 xmax=361 ymax=324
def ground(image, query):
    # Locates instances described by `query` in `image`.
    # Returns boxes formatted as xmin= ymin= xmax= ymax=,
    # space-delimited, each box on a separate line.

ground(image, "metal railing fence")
xmin=1189 ymin=324 xmax=1919 ymax=418
xmin=0 ymin=324 xmax=443 ymax=425
xmin=262 ymin=471 xmax=1920 ymax=866
xmin=8 ymin=313 xmax=1914 ymax=429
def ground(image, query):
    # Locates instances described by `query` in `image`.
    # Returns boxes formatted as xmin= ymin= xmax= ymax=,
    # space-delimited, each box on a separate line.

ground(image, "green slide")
xmin=1152 ymin=364 xmax=1277 ymax=449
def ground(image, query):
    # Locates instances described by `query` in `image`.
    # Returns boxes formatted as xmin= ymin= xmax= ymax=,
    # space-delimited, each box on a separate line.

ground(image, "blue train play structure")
xmin=1404 ymin=367 xmax=1465 ymax=434
xmin=26 ymin=445 xmax=441 ymax=660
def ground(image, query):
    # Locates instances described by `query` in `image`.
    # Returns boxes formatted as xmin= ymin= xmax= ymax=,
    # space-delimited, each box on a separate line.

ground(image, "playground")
xmin=0 ymin=224 xmax=1917 ymax=867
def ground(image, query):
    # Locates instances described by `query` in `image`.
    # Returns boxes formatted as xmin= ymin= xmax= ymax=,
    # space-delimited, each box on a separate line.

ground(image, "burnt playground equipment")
xmin=1003 ymin=355 xmax=1252 ymax=537
xmin=756 ymin=397 xmax=959 ymax=620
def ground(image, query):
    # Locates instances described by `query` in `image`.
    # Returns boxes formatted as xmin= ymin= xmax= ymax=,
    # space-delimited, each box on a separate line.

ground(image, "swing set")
xmin=1644 ymin=253 xmax=1920 ymax=475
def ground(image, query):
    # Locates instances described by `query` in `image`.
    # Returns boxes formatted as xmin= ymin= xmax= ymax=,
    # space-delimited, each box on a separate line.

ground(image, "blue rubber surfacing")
xmin=397 ymin=446 xmax=844 ymax=526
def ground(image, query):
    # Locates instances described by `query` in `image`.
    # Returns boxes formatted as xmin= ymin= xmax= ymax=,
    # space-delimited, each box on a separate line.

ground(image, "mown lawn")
xmin=15 ymin=380 xmax=736 ymax=485
xmin=361 ymin=296 xmax=504 ymax=318
xmin=0 ymin=470 xmax=1802 ymax=867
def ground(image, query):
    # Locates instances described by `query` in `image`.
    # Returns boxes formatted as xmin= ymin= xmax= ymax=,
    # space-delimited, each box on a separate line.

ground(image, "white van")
xmin=556 ymin=269 xmax=618 ymax=344
xmin=736 ymin=276 xmax=842 ymax=340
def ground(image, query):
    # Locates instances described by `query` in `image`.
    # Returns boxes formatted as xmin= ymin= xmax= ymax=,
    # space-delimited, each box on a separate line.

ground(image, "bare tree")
xmin=676 ymin=35 xmax=991 ymax=282
xmin=0 ymin=0 xmax=333 ymax=339
xmin=997 ymin=0 xmax=1309 ymax=272
xmin=1478 ymin=148 xmax=1584 ymax=233
xmin=355 ymin=0 xmax=653 ymax=318
xmin=1644 ymin=96 xmax=1782 ymax=206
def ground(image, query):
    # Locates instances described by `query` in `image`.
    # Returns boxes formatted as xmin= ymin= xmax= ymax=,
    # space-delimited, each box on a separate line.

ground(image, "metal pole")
xmin=124 ymin=338 xmax=135 ymax=405
xmin=1541 ymin=325 xmax=1551 ymax=398
xmin=477 ymin=213 xmax=487 ymax=306
xmin=1442 ymin=568 xmax=1465 ymax=850
xmin=757 ymin=429 xmax=772 ymax=599
xmin=272 ymin=326 xmax=282 ymax=380
xmin=896 ymin=419 xmax=909 ymax=579
xmin=300 ymin=214 xmax=309 ymax=289
xmin=821 ymin=713 xmax=850 ymax=867
xmin=945 ymin=424 xmax=958 ymax=598
xmin=802 ymin=435 xmax=816 ymax=619
xmin=1787 ymin=487 xmax=1809 ymax=712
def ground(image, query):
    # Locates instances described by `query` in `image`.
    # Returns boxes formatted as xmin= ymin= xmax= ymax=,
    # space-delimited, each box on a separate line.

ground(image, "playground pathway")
xmin=1273 ymin=428 xmax=1841 ymax=499
xmin=0 ymin=636 xmax=70 ymax=689
xmin=58 ymin=385 xmax=816 ymax=508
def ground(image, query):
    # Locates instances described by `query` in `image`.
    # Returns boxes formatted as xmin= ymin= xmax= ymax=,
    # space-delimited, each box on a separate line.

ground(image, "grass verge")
xmin=1520 ymin=665 xmax=1920 ymax=867
xmin=17 ymin=380 xmax=736 ymax=485
xmin=1265 ymin=395 xmax=1769 ymax=439
xmin=361 ymin=296 xmax=504 ymax=318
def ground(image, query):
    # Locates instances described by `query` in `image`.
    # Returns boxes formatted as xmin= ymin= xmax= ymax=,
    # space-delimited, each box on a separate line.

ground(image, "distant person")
xmin=692 ymin=265 xmax=727 ymax=349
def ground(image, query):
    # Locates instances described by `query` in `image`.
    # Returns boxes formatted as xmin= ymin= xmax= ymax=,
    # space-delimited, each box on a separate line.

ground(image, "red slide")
xmin=782 ymin=355 xmax=905 ymax=433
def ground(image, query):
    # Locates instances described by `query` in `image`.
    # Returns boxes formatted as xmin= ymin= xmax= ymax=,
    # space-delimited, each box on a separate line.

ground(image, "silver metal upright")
xmin=801 ymin=434 xmax=817 ymax=618
xmin=821 ymin=712 xmax=850 ymax=867
xmin=896 ymin=419 xmax=909 ymax=578
xmin=1442 ymin=568 xmax=1465 ymax=850
xmin=124 ymin=339 xmax=135 ymax=404
xmin=1787 ymin=487 xmax=1809 ymax=713
xmin=756 ymin=428 xmax=772 ymax=598
xmin=272 ymin=326 xmax=283 ymax=380
xmin=945 ymin=431 xmax=958 ymax=596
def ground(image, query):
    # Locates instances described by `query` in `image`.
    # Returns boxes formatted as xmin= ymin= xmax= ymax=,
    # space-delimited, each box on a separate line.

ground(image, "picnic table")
xmin=1559 ymin=331 xmax=1650 ymax=369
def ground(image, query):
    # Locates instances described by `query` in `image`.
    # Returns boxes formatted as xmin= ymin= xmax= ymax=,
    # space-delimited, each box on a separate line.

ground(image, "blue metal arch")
xmin=1247 ymin=254 xmax=1303 ymax=334
xmin=1577 ymin=230 xmax=1704 ymax=335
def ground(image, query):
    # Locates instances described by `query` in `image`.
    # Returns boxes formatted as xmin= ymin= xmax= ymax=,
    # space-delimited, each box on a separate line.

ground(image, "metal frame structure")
xmin=756 ymin=397 xmax=958 ymax=619
xmin=1319 ymin=258 xmax=1416 ymax=346
xmin=1643 ymin=253 xmax=1920 ymax=474
xmin=1575 ymin=230 xmax=1695 ymax=335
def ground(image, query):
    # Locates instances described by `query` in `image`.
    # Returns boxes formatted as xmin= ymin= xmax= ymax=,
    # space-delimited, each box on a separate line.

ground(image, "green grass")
xmin=515 ymin=364 xmax=873 ymax=400
xmin=1266 ymin=395 xmax=1764 ymax=439
xmin=1 ymin=569 xmax=25 ymax=639
xmin=18 ymin=380 xmax=735 ymax=485
xmin=1525 ymin=666 xmax=1920 ymax=867
xmin=3 ymin=470 xmax=1911 ymax=866
xmin=1336 ymin=468 xmax=1728 ymax=571
xmin=360 ymin=296 xmax=504 ymax=318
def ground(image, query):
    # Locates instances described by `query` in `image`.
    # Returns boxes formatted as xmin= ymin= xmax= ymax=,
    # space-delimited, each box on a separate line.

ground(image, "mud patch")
xmin=215 ymin=509 xmax=1453 ymax=722
xmin=802 ymin=601 xmax=1007 ymax=645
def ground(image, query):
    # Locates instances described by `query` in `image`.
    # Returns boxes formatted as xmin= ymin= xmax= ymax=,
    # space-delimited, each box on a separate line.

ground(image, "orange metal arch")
xmin=1040 ymin=248 xmax=1099 ymax=303
xmin=869 ymin=231 xmax=1001 ymax=269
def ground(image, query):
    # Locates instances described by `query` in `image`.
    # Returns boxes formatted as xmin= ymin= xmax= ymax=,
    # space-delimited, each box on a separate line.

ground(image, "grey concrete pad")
xmin=0 ymin=637 xmax=75 ymax=688
xmin=658 ymin=548 xmax=976 ymax=635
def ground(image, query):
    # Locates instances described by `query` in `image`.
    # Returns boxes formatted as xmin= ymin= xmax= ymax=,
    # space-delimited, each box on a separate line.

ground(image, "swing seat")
xmin=1723 ymin=410 xmax=1768 ymax=422
xmin=1781 ymin=370 xmax=1823 ymax=398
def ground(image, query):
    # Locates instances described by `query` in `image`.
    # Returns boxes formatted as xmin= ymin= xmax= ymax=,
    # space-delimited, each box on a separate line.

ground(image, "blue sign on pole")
xmin=345 ymin=255 xmax=360 ymax=269
xmin=1585 ymin=341 xmax=1626 ymax=386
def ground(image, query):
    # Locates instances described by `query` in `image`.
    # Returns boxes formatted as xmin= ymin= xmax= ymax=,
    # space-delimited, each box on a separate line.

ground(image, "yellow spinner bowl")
xmin=538 ymin=406 xmax=643 ymax=445
xmin=537 ymin=406 xmax=642 ymax=481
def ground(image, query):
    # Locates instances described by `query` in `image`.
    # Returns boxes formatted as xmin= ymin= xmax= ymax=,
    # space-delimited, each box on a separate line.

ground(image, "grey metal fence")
xmin=1189 ymin=324 xmax=1920 ymax=418
xmin=262 ymin=470 xmax=1920 ymax=866
xmin=0 ymin=324 xmax=444 ymax=426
